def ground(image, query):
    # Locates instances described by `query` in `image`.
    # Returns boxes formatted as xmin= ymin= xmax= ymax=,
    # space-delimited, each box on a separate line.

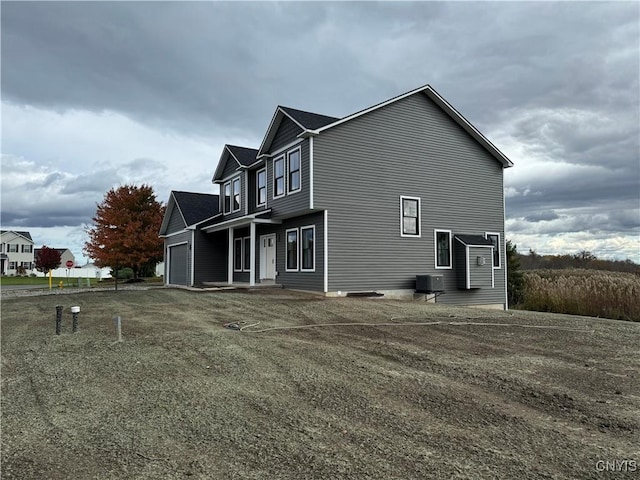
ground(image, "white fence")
xmin=35 ymin=267 xmax=113 ymax=279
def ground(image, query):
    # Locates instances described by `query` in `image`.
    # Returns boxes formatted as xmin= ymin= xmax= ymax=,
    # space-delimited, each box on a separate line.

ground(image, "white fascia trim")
xmin=212 ymin=146 xmax=241 ymax=182
xmin=257 ymin=108 xmax=306 ymax=157
xmin=311 ymin=84 xmax=433 ymax=135
xmin=189 ymin=213 xmax=223 ymax=229
xmin=201 ymin=210 xmax=274 ymax=233
xmin=434 ymin=229 xmax=453 ymax=269
xmin=399 ymin=196 xmax=421 ymax=238
xmin=423 ymin=88 xmax=514 ymax=168
xmin=258 ymin=138 xmax=304 ymax=160
xmin=160 ymin=229 xmax=189 ymax=239
xmin=300 ymin=225 xmax=316 ymax=272
xmin=324 ymin=210 xmax=328 ymax=293
xmin=502 ymin=173 xmax=509 ymax=309
xmin=309 ymin=136 xmax=314 ymax=209
xmin=167 ymin=240 xmax=188 ymax=248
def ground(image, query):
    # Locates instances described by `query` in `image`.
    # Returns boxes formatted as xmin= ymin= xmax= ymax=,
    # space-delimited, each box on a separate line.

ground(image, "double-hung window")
xmin=435 ymin=230 xmax=452 ymax=269
xmin=274 ymin=156 xmax=285 ymax=198
xmin=287 ymin=149 xmax=301 ymax=193
xmin=300 ymin=226 xmax=315 ymax=271
xmin=234 ymin=238 xmax=243 ymax=271
xmin=8 ymin=244 xmax=18 ymax=253
xmin=22 ymin=245 xmax=33 ymax=253
xmin=256 ymin=169 xmax=266 ymax=207
xmin=232 ymin=177 xmax=241 ymax=212
xmin=223 ymin=182 xmax=231 ymax=214
xmin=243 ymin=237 xmax=251 ymax=272
xmin=400 ymin=196 xmax=420 ymax=237
xmin=286 ymin=229 xmax=299 ymax=271
xmin=485 ymin=232 xmax=501 ymax=268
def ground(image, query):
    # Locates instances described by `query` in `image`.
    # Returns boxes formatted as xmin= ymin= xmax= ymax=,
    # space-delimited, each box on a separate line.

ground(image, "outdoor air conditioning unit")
xmin=416 ymin=275 xmax=444 ymax=294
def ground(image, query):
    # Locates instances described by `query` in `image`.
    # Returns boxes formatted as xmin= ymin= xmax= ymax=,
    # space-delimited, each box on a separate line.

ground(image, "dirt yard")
xmin=1 ymin=288 xmax=638 ymax=479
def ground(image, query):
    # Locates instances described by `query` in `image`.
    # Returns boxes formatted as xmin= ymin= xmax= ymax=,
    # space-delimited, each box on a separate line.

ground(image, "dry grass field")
xmin=2 ymin=288 xmax=639 ymax=479
xmin=518 ymin=269 xmax=640 ymax=321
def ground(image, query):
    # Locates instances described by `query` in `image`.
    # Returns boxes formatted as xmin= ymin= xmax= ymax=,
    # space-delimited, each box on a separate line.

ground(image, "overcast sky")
xmin=2 ymin=1 xmax=639 ymax=264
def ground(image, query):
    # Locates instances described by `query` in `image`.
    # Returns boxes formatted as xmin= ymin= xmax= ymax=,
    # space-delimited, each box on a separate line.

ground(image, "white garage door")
xmin=168 ymin=244 xmax=188 ymax=285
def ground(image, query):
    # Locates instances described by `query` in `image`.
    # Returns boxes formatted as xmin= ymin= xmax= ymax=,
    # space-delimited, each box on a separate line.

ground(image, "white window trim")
xmin=7 ymin=244 xmax=18 ymax=253
xmin=287 ymin=147 xmax=302 ymax=195
xmin=285 ymin=228 xmax=299 ymax=272
xmin=256 ymin=168 xmax=267 ymax=207
xmin=233 ymin=237 xmax=243 ymax=272
xmin=232 ymin=177 xmax=241 ymax=213
xmin=242 ymin=237 xmax=251 ymax=272
xmin=223 ymin=181 xmax=232 ymax=214
xmin=273 ymin=155 xmax=286 ymax=199
xmin=300 ymin=225 xmax=316 ymax=272
xmin=400 ymin=196 xmax=421 ymax=237
xmin=485 ymin=232 xmax=502 ymax=269
xmin=434 ymin=229 xmax=453 ymax=269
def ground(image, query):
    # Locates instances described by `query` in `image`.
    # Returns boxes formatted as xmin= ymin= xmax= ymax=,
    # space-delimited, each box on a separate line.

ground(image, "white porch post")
xmin=228 ymin=227 xmax=234 ymax=285
xmin=249 ymin=222 xmax=256 ymax=286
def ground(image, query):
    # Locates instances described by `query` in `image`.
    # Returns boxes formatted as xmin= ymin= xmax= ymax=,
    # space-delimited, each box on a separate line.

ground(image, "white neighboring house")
xmin=33 ymin=248 xmax=75 ymax=271
xmin=0 ymin=230 xmax=35 ymax=275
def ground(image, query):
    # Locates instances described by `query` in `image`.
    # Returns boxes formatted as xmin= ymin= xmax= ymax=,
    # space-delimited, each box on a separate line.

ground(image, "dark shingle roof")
xmin=172 ymin=191 xmax=220 ymax=226
xmin=279 ymin=106 xmax=339 ymax=130
xmin=0 ymin=230 xmax=33 ymax=241
xmin=227 ymin=145 xmax=258 ymax=167
xmin=454 ymin=235 xmax=494 ymax=247
xmin=34 ymin=248 xmax=69 ymax=255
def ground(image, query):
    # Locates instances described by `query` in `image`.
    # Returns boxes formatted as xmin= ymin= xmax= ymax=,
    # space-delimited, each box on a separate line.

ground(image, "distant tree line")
xmin=516 ymin=249 xmax=639 ymax=274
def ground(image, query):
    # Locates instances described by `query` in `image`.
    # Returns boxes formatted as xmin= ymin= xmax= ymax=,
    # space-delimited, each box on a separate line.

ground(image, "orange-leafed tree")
xmin=84 ymin=184 xmax=165 ymax=280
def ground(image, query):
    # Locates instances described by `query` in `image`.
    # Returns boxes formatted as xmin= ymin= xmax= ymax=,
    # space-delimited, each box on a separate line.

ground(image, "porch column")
xmin=228 ymin=227 xmax=234 ymax=285
xmin=249 ymin=222 xmax=256 ymax=286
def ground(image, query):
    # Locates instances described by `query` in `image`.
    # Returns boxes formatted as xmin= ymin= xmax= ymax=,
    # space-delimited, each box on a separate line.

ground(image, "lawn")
xmin=2 ymin=289 xmax=638 ymax=479
xmin=0 ymin=276 xmax=96 ymax=287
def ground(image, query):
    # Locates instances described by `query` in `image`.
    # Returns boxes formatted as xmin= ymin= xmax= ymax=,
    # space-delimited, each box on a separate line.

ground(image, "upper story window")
xmin=435 ymin=229 xmax=452 ymax=269
xmin=22 ymin=244 xmax=33 ymax=253
xmin=274 ymin=156 xmax=285 ymax=198
xmin=232 ymin=177 xmax=241 ymax=212
xmin=288 ymin=148 xmax=301 ymax=193
xmin=485 ymin=232 xmax=501 ymax=268
xmin=256 ymin=169 xmax=267 ymax=207
xmin=400 ymin=196 xmax=420 ymax=237
xmin=7 ymin=244 xmax=18 ymax=253
xmin=0 ymin=244 xmax=4 ymax=252
xmin=223 ymin=182 xmax=232 ymax=214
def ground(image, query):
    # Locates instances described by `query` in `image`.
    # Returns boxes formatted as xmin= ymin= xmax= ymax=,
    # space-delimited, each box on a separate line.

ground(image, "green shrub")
xmin=115 ymin=267 xmax=134 ymax=280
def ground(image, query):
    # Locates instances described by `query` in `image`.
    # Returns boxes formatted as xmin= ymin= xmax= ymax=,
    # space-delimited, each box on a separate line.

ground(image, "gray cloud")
xmin=1 ymin=2 xmax=639 ymax=261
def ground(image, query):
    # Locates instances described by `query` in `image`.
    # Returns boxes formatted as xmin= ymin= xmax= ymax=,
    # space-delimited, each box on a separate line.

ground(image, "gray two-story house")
xmin=160 ymin=84 xmax=514 ymax=308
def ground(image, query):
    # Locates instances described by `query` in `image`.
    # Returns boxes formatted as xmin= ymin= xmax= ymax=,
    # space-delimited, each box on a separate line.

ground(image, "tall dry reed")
xmin=516 ymin=269 xmax=640 ymax=321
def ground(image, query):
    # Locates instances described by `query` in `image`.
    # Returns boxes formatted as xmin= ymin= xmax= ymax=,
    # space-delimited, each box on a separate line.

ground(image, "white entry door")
xmin=260 ymin=234 xmax=276 ymax=280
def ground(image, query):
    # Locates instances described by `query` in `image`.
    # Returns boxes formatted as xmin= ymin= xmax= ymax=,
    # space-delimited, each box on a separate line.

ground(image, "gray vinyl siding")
xmin=265 ymin=140 xmax=310 ymax=218
xmin=193 ymin=229 xmax=227 ymax=284
xmin=313 ymin=92 xmax=507 ymax=306
xmin=165 ymin=230 xmax=191 ymax=286
xmin=254 ymin=212 xmax=324 ymax=291
xmin=270 ymin=116 xmax=303 ymax=153
xmin=166 ymin=204 xmax=186 ymax=234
